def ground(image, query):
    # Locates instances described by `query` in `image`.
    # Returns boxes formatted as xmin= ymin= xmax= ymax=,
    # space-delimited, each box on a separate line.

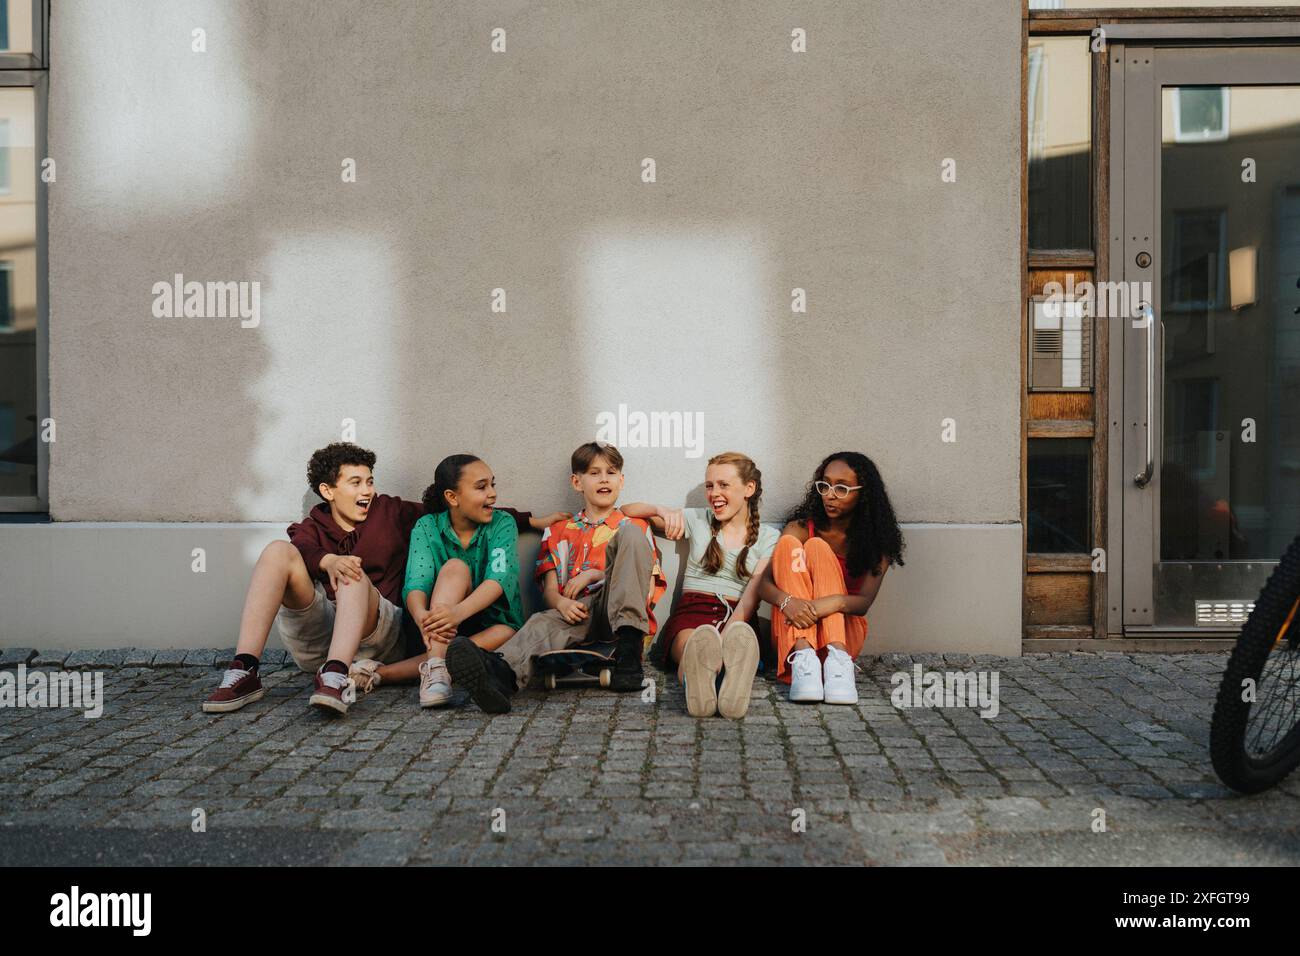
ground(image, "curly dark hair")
xmin=783 ymin=451 xmax=905 ymax=578
xmin=307 ymin=443 xmax=377 ymax=499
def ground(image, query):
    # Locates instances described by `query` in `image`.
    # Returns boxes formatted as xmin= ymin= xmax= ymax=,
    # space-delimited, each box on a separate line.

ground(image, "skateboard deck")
xmin=533 ymin=640 xmax=618 ymax=690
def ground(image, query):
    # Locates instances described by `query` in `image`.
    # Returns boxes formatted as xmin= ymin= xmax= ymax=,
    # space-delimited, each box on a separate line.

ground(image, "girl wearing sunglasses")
xmin=757 ymin=452 xmax=905 ymax=704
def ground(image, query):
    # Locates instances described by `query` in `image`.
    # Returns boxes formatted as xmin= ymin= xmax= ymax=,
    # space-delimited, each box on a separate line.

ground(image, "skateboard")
xmin=533 ymin=640 xmax=618 ymax=690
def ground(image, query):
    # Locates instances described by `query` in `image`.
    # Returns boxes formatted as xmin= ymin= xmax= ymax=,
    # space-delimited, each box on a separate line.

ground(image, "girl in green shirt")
xmin=354 ymin=454 xmax=549 ymax=708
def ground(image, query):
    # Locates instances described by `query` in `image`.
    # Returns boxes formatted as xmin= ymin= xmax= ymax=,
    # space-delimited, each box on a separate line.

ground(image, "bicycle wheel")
xmin=1210 ymin=533 xmax=1300 ymax=794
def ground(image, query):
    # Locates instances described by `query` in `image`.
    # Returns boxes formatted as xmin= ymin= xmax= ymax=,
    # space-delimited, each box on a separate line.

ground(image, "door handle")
xmin=1134 ymin=301 xmax=1154 ymax=488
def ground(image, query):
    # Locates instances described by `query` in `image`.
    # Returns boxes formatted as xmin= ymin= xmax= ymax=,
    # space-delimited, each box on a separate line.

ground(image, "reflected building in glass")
xmin=0 ymin=84 xmax=35 ymax=499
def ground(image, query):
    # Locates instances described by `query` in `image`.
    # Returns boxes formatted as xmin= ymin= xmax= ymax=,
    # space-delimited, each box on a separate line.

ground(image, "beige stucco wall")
xmin=47 ymin=0 xmax=1021 ymax=527
xmin=0 ymin=520 xmax=1022 ymax=654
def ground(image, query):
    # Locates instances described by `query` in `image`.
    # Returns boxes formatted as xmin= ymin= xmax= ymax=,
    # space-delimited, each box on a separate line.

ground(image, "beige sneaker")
xmin=349 ymin=658 xmax=383 ymax=696
xmin=419 ymin=656 xmax=452 ymax=708
xmin=680 ymin=624 xmax=723 ymax=718
xmin=717 ymin=621 xmax=760 ymax=719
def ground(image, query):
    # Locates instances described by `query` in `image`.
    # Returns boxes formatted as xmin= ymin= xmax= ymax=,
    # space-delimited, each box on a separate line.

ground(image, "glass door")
xmin=1116 ymin=45 xmax=1300 ymax=633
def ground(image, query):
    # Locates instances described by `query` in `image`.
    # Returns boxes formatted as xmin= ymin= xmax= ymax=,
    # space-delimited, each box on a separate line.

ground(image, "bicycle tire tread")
xmin=1210 ymin=533 xmax=1300 ymax=793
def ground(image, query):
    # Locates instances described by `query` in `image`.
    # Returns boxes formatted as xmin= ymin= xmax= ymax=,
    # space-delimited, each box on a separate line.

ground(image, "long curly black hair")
xmin=783 ymin=451 xmax=905 ymax=579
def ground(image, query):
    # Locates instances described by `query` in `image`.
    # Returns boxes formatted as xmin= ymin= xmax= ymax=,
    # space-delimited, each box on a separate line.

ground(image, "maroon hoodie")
xmin=287 ymin=495 xmax=535 ymax=607
xmin=288 ymin=493 xmax=423 ymax=607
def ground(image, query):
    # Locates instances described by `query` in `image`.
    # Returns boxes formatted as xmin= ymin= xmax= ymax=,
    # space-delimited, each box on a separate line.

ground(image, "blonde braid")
xmin=701 ymin=511 xmax=725 ymax=577
xmin=735 ymin=495 xmax=761 ymax=581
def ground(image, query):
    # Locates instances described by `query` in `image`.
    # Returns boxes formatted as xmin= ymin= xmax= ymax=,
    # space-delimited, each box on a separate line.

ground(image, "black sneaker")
xmin=609 ymin=629 xmax=646 ymax=692
xmin=446 ymin=637 xmax=515 ymax=713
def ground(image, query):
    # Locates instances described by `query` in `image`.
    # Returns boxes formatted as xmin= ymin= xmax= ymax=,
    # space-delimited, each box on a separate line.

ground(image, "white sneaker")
xmin=787 ymin=648 xmax=823 ymax=703
xmin=419 ymin=656 xmax=452 ymax=708
xmin=822 ymin=645 xmax=859 ymax=705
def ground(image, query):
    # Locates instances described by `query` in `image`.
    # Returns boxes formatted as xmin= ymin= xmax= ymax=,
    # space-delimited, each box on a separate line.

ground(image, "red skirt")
xmin=647 ymin=590 xmax=742 ymax=672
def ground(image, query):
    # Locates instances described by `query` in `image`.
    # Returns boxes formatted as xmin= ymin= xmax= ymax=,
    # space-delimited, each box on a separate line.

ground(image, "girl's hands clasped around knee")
xmin=426 ymin=602 xmax=460 ymax=634
xmin=783 ymin=596 xmax=818 ymax=630
xmin=811 ymin=596 xmax=844 ymax=619
xmin=420 ymin=604 xmax=458 ymax=649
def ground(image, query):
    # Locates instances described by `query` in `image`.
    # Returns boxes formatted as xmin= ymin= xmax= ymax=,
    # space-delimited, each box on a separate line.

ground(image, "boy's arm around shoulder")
xmin=496 ymin=506 xmax=532 ymax=534
xmin=620 ymin=502 xmax=684 ymax=539
xmin=397 ymin=496 xmax=426 ymax=537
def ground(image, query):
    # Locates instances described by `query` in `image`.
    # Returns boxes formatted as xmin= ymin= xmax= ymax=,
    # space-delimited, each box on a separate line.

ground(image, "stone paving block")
xmin=94 ymin=648 xmax=131 ymax=668
xmin=151 ymin=649 xmax=189 ymax=667
xmin=31 ymin=649 xmax=70 ymax=666
xmin=0 ymin=647 xmax=35 ymax=667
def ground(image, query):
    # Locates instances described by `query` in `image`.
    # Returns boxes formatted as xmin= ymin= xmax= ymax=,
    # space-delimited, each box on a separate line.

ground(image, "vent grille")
xmin=1033 ymin=328 xmax=1063 ymax=353
xmin=1195 ymin=600 xmax=1256 ymax=626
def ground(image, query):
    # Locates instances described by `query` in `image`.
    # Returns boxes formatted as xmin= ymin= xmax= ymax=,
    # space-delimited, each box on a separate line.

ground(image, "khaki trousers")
xmin=500 ymin=523 xmax=653 ymax=687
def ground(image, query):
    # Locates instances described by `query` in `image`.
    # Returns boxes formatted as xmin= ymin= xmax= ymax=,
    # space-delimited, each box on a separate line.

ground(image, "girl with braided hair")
xmin=623 ymin=452 xmax=779 ymax=719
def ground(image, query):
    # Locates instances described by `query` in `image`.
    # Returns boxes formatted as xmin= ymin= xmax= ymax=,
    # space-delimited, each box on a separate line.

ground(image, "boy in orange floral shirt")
xmin=446 ymin=442 xmax=666 ymax=713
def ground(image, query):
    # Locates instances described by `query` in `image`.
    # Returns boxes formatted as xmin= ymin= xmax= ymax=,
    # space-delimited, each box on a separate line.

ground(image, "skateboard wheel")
xmin=599 ymin=669 xmax=611 ymax=688
xmin=545 ymin=674 xmax=556 ymax=691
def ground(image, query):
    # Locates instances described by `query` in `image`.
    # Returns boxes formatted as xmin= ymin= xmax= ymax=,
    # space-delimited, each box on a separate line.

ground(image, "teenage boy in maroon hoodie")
xmin=202 ymin=442 xmax=555 ymax=716
xmin=201 ymin=443 xmax=421 ymax=716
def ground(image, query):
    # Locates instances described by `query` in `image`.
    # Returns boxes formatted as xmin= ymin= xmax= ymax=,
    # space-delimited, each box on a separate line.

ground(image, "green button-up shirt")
xmin=402 ymin=509 xmax=524 ymax=632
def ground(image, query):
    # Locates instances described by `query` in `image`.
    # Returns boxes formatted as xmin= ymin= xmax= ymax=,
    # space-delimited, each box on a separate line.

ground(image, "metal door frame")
xmin=1109 ymin=40 xmax=1300 ymax=636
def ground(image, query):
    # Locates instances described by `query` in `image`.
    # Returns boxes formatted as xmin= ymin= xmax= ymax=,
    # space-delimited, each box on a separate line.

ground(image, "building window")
xmin=0 ymin=76 xmax=42 ymax=507
xmin=1034 ymin=0 xmax=1297 ymax=7
xmin=1027 ymin=36 xmax=1092 ymax=250
xmin=0 ymin=261 xmax=12 ymax=329
xmin=0 ymin=118 xmax=10 ymax=194
xmin=1172 ymin=87 xmax=1230 ymax=143
xmin=0 ymin=0 xmax=37 ymax=59
xmin=0 ymin=403 xmax=14 ymax=474
xmin=1027 ymin=439 xmax=1091 ymax=553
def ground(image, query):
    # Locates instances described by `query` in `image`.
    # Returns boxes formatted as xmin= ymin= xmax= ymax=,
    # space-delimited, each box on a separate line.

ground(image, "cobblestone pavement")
xmin=1 ymin=649 xmax=1297 ymax=865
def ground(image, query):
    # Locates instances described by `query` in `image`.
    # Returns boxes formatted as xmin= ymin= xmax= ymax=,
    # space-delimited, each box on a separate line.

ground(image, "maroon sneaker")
xmin=309 ymin=666 xmax=352 ymax=715
xmin=202 ymin=664 xmax=265 ymax=713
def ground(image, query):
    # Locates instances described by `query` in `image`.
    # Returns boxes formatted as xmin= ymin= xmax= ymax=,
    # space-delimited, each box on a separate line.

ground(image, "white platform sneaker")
xmin=787 ymin=647 xmax=824 ymax=703
xmin=822 ymin=645 xmax=859 ymax=705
